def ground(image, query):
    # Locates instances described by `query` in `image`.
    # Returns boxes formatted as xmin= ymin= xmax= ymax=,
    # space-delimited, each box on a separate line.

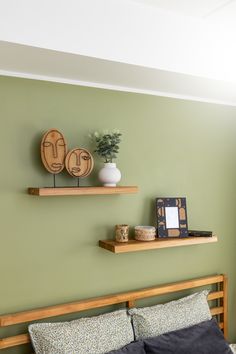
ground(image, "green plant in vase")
xmin=89 ymin=130 xmax=122 ymax=187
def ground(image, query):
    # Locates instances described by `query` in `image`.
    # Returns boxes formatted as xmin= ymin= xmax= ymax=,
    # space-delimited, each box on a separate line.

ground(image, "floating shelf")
xmin=99 ymin=236 xmax=218 ymax=254
xmin=28 ymin=186 xmax=138 ymax=196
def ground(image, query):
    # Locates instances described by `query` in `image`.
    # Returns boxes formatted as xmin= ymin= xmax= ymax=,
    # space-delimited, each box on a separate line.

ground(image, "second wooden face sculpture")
xmin=65 ymin=148 xmax=94 ymax=178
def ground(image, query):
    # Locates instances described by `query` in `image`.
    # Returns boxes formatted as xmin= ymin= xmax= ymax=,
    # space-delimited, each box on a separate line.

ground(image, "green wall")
xmin=1 ymin=76 xmax=236 ymax=352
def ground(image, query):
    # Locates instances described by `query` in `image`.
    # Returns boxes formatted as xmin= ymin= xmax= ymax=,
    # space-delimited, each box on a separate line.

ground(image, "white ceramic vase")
xmin=98 ymin=162 xmax=121 ymax=187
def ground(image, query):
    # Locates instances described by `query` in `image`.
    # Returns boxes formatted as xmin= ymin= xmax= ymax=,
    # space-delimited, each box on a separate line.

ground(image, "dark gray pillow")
xmin=144 ymin=319 xmax=233 ymax=354
xmin=108 ymin=340 xmax=146 ymax=354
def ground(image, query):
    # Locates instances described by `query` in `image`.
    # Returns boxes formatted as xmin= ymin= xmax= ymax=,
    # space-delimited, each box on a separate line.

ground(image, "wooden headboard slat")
xmin=0 ymin=334 xmax=30 ymax=350
xmin=208 ymin=291 xmax=224 ymax=300
xmin=210 ymin=306 xmax=224 ymax=316
xmin=0 ymin=274 xmax=224 ymax=327
xmin=222 ymin=275 xmax=228 ymax=337
xmin=219 ymin=322 xmax=224 ymax=329
xmin=0 ymin=274 xmax=227 ymax=351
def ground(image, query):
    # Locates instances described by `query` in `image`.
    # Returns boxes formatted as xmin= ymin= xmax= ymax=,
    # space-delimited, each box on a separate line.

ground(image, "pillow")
xmin=107 ymin=340 xmax=146 ymax=354
xmin=230 ymin=344 xmax=236 ymax=354
xmin=29 ymin=309 xmax=134 ymax=354
xmin=144 ymin=319 xmax=233 ymax=354
xmin=129 ymin=290 xmax=211 ymax=339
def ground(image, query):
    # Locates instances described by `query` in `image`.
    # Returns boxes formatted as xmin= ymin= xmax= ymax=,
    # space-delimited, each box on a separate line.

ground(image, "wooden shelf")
xmin=99 ymin=236 xmax=218 ymax=254
xmin=28 ymin=186 xmax=138 ymax=196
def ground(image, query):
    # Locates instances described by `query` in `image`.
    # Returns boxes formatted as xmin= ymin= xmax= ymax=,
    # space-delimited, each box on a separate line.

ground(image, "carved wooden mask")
xmin=41 ymin=129 xmax=67 ymax=174
xmin=65 ymin=148 xmax=94 ymax=178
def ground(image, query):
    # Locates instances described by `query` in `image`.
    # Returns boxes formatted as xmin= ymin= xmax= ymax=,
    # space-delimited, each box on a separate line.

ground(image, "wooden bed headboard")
xmin=0 ymin=274 xmax=228 ymax=351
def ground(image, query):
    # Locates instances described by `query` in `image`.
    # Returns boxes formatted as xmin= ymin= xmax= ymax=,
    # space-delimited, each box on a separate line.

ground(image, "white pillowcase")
xmin=29 ymin=309 xmax=134 ymax=354
xmin=230 ymin=344 xmax=236 ymax=354
xmin=129 ymin=290 xmax=212 ymax=340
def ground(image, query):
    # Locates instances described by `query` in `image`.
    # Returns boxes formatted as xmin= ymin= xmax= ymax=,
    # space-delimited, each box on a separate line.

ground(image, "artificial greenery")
xmin=89 ymin=130 xmax=122 ymax=163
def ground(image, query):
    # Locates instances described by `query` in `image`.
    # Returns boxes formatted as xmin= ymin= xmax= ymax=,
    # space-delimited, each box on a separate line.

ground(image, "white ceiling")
xmin=1 ymin=0 xmax=236 ymax=105
xmin=131 ymin=0 xmax=236 ymax=18
xmin=1 ymin=40 xmax=236 ymax=106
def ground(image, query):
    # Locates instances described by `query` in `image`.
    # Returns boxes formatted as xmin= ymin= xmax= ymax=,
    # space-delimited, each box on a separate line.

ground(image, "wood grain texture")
xmin=65 ymin=148 xmax=94 ymax=178
xmin=210 ymin=306 xmax=224 ymax=316
xmin=0 ymin=334 xmax=30 ymax=349
xmin=0 ymin=274 xmax=226 ymax=350
xmin=222 ymin=275 xmax=228 ymax=338
xmin=28 ymin=186 xmax=138 ymax=196
xmin=40 ymin=129 xmax=67 ymax=174
xmin=0 ymin=274 xmax=224 ymax=327
xmin=99 ymin=236 xmax=218 ymax=253
xmin=208 ymin=291 xmax=224 ymax=300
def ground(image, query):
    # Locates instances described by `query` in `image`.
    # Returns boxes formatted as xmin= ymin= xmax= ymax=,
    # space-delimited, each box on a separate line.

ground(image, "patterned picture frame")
xmin=156 ymin=197 xmax=188 ymax=238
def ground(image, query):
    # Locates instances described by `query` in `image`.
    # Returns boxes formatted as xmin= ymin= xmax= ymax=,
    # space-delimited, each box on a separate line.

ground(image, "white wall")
xmin=0 ymin=0 xmax=235 ymax=82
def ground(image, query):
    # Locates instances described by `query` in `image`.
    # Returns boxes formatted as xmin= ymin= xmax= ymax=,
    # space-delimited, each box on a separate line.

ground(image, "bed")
xmin=0 ymin=273 xmax=234 ymax=353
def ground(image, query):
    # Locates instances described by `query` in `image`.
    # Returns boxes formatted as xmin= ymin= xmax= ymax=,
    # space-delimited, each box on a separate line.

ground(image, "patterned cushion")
xmin=129 ymin=290 xmax=211 ymax=340
xmin=29 ymin=309 xmax=134 ymax=354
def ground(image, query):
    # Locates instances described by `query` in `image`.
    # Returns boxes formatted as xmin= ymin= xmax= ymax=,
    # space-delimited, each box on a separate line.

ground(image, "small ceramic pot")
xmin=135 ymin=226 xmax=156 ymax=241
xmin=115 ymin=224 xmax=129 ymax=243
xmin=98 ymin=162 xmax=121 ymax=187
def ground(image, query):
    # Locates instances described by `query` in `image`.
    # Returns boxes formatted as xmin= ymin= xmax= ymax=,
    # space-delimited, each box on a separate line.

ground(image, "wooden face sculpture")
xmin=41 ymin=129 xmax=67 ymax=174
xmin=65 ymin=148 xmax=94 ymax=178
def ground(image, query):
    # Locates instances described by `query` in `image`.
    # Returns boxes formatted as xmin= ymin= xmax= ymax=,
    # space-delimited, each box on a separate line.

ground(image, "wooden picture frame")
xmin=156 ymin=197 xmax=188 ymax=238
